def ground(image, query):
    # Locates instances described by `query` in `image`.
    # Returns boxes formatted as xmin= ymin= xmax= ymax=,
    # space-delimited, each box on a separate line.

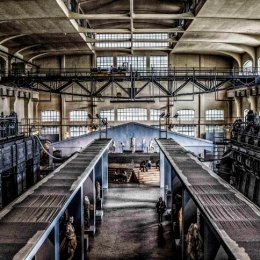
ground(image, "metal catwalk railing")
xmin=1 ymin=67 xmax=260 ymax=78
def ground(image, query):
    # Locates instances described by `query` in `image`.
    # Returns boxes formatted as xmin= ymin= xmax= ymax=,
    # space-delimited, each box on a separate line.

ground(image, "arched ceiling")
xmin=0 ymin=0 xmax=259 ymax=62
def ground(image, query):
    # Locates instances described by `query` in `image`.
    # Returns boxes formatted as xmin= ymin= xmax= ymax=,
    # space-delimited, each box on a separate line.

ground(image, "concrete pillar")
xmin=32 ymin=99 xmax=38 ymax=119
xmin=60 ymin=95 xmax=66 ymax=140
xmin=248 ymin=96 xmax=257 ymax=112
xmin=61 ymin=55 xmax=66 ymax=70
xmin=92 ymin=53 xmax=97 ymax=68
xmin=235 ymin=97 xmax=242 ymax=118
xmin=9 ymin=95 xmax=16 ymax=112
xmin=102 ymin=150 xmax=108 ymax=189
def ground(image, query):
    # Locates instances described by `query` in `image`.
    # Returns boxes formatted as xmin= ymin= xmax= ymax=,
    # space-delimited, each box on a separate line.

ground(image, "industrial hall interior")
xmin=0 ymin=0 xmax=260 ymax=259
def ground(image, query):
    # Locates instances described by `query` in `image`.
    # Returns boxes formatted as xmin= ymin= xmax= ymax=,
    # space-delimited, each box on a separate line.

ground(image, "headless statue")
xmin=84 ymin=196 xmax=90 ymax=228
xmin=66 ymin=216 xmax=77 ymax=260
xmin=131 ymin=136 xmax=136 ymax=153
xmin=96 ymin=181 xmax=101 ymax=201
xmin=149 ymin=139 xmax=155 ymax=153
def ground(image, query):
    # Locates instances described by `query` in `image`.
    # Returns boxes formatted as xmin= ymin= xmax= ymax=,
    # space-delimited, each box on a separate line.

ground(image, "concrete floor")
xmin=88 ymin=184 xmax=179 ymax=260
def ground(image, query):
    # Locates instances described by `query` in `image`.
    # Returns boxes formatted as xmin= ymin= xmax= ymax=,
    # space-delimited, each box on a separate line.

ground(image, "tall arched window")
xmin=243 ymin=60 xmax=253 ymax=74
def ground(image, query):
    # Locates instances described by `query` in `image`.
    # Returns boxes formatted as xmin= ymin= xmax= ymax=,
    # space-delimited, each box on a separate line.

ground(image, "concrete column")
xmin=114 ymin=108 xmax=118 ymax=123
xmin=61 ymin=55 xmax=66 ymax=70
xmin=235 ymin=97 xmax=242 ymax=117
xmin=248 ymin=96 xmax=257 ymax=112
xmin=102 ymin=150 xmax=108 ymax=189
xmin=92 ymin=53 xmax=96 ymax=68
xmin=147 ymin=55 xmax=150 ymax=70
xmin=60 ymin=94 xmax=66 ymax=140
xmin=9 ymin=95 xmax=16 ymax=112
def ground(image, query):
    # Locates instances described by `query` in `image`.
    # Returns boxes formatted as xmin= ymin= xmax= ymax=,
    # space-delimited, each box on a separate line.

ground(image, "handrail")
xmin=1 ymin=67 xmax=260 ymax=78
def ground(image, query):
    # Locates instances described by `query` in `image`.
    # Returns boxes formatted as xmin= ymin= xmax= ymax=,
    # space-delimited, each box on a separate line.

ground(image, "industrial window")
xmin=150 ymin=56 xmax=168 ymax=70
xmin=150 ymin=109 xmax=163 ymax=121
xmin=117 ymin=108 xmax=147 ymax=121
xmin=41 ymin=126 xmax=59 ymax=135
xmin=70 ymin=126 xmax=87 ymax=137
xmin=95 ymin=34 xmax=131 ymax=48
xmin=117 ymin=56 xmax=146 ymax=70
xmin=243 ymin=60 xmax=253 ymax=73
xmin=100 ymin=109 xmax=115 ymax=121
xmin=205 ymin=125 xmax=224 ymax=133
xmin=133 ymin=42 xmax=169 ymax=48
xmin=96 ymin=34 xmax=131 ymax=40
xmin=69 ymin=110 xmax=88 ymax=121
xmin=96 ymin=42 xmax=131 ymax=48
xmin=41 ymin=110 xmax=60 ymax=122
xmin=174 ymin=125 xmax=195 ymax=137
xmin=177 ymin=110 xmax=195 ymax=120
xmin=134 ymin=33 xmax=168 ymax=40
xmin=97 ymin=56 xmax=113 ymax=69
xmin=206 ymin=109 xmax=224 ymax=120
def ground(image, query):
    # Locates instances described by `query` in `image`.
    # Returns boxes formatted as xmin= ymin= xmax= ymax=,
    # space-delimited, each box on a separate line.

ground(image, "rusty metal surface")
xmin=157 ymin=139 xmax=260 ymax=260
xmin=0 ymin=139 xmax=111 ymax=260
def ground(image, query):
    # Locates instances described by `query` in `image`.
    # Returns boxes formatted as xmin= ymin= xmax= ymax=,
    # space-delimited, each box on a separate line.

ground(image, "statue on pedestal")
xmin=95 ymin=181 xmax=101 ymax=201
xmin=130 ymin=136 xmax=136 ymax=153
xmin=112 ymin=140 xmax=116 ymax=153
xmin=66 ymin=216 xmax=77 ymax=260
xmin=84 ymin=196 xmax=90 ymax=228
xmin=142 ymin=138 xmax=146 ymax=152
xmin=149 ymin=139 xmax=155 ymax=153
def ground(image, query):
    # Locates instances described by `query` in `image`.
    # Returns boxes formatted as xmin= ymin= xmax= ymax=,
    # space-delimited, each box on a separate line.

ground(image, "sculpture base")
xmin=96 ymin=210 xmax=103 ymax=221
xmin=84 ymin=234 xmax=89 ymax=251
xmin=85 ymin=225 xmax=96 ymax=236
xmin=96 ymin=199 xmax=102 ymax=210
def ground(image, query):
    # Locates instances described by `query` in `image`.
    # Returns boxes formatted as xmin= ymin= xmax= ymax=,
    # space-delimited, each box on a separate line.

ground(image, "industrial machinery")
xmin=218 ymin=110 xmax=260 ymax=206
xmin=0 ymin=112 xmax=41 ymax=207
xmin=0 ymin=111 xmax=19 ymax=138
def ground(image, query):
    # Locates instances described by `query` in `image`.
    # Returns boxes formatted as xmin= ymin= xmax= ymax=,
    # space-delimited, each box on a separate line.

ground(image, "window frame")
xmin=41 ymin=110 xmax=60 ymax=122
xmin=117 ymin=108 xmax=148 ymax=121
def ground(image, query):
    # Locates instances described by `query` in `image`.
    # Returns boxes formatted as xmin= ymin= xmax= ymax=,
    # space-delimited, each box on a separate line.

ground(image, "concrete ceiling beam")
xmin=69 ymin=12 xmax=194 ymax=20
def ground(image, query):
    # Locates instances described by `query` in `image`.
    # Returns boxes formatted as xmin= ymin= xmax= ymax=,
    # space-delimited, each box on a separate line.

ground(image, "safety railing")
xmin=2 ymin=67 xmax=260 ymax=79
